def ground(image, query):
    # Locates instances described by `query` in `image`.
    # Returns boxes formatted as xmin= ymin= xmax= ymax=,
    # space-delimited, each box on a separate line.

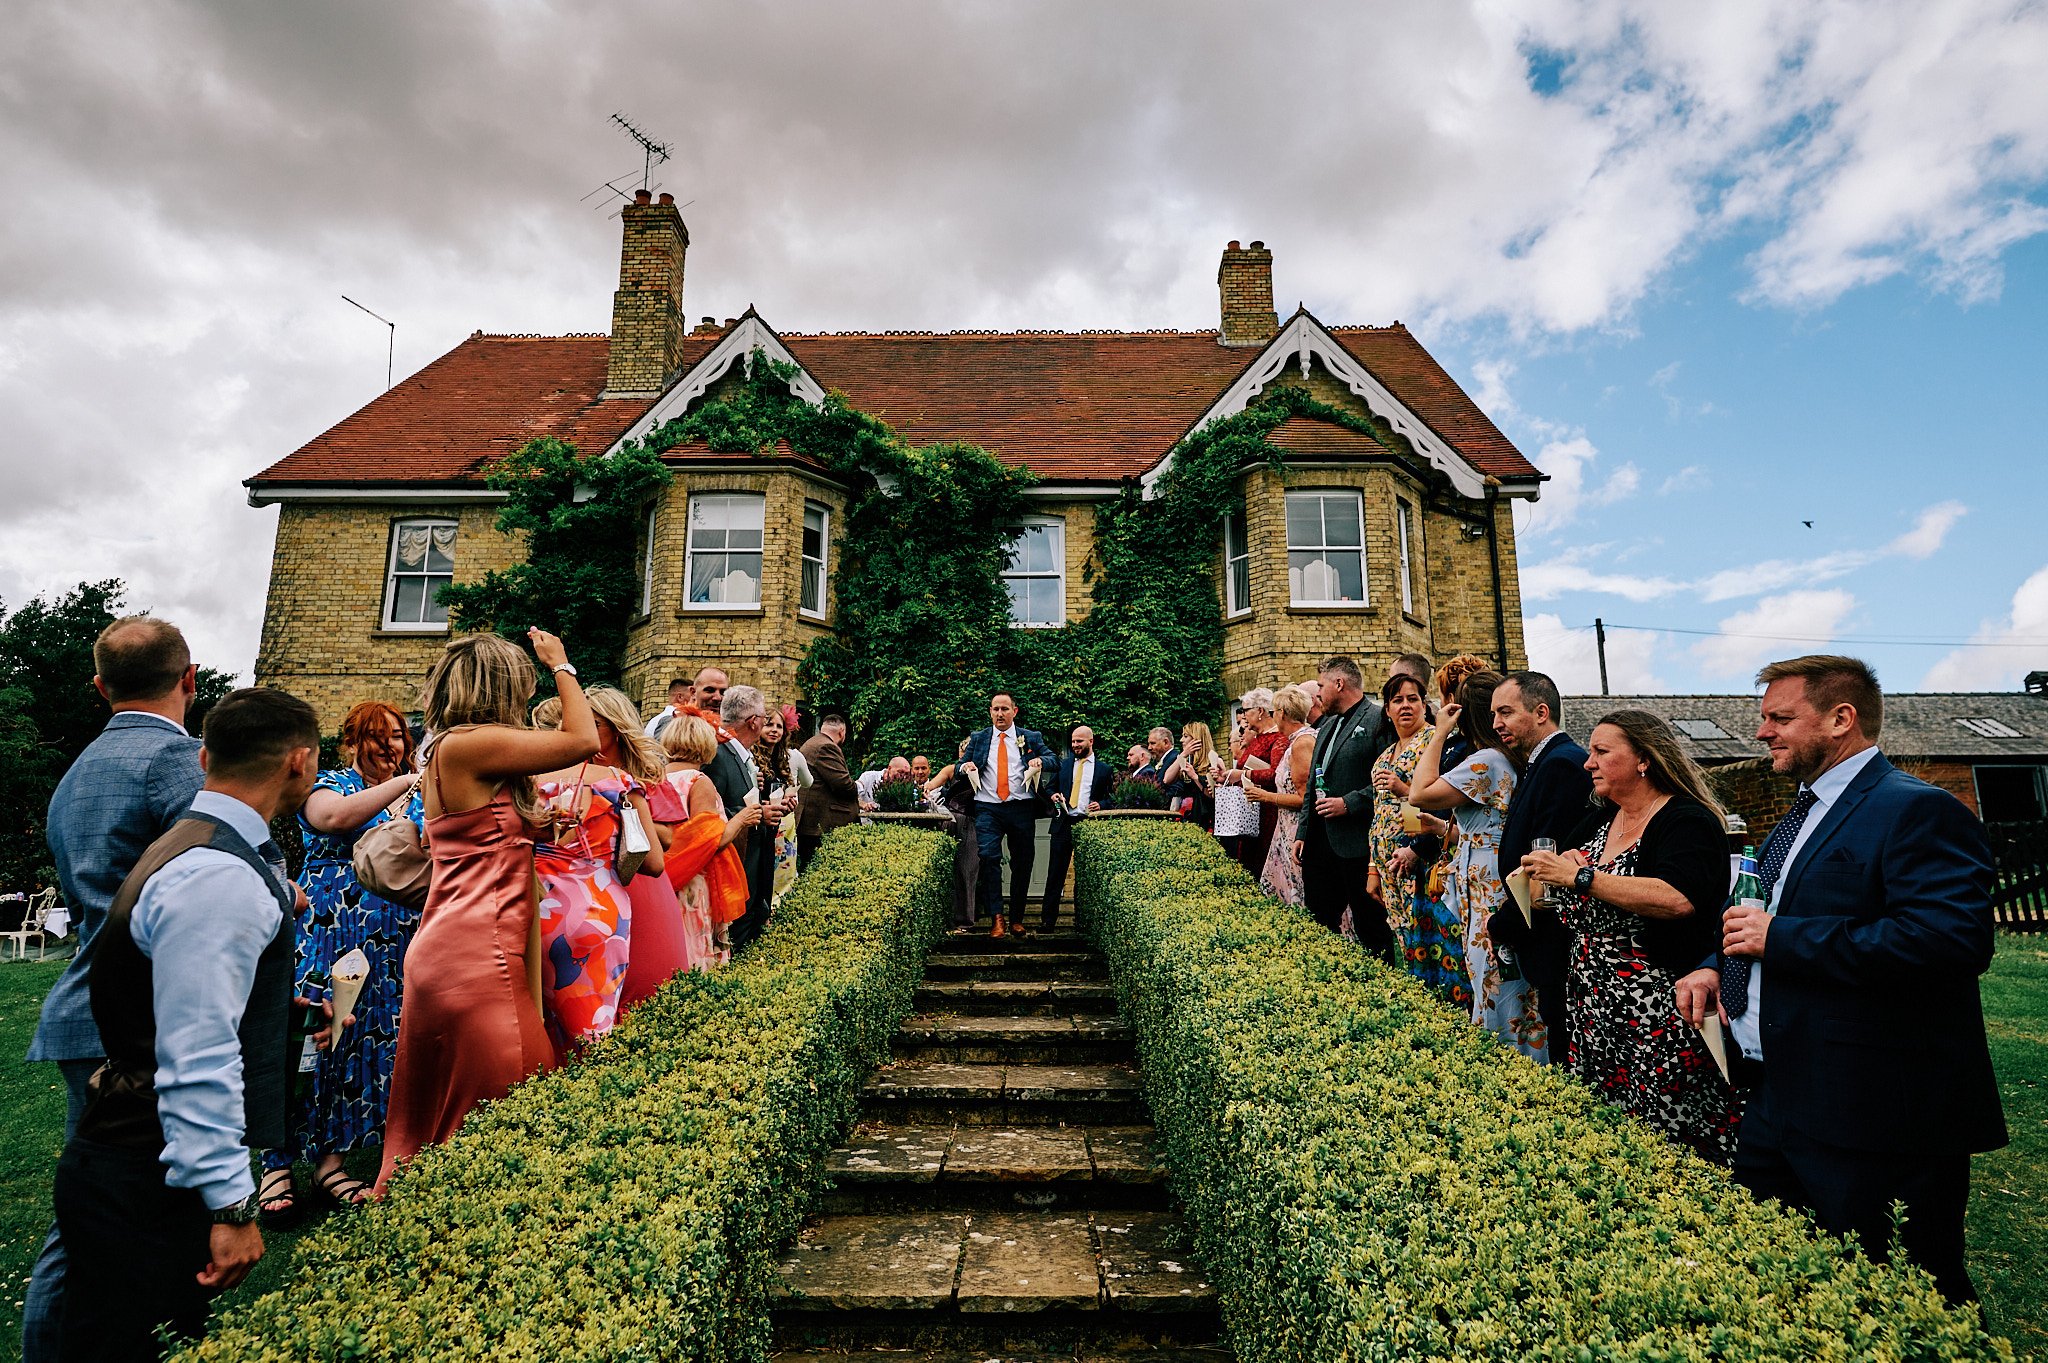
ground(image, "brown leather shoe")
xmin=991 ymin=917 xmax=1007 ymax=939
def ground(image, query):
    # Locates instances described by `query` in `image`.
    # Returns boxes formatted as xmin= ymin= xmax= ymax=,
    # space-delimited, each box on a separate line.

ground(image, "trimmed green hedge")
xmin=184 ymin=824 xmax=950 ymax=1362
xmin=1073 ymin=819 xmax=2012 ymax=1362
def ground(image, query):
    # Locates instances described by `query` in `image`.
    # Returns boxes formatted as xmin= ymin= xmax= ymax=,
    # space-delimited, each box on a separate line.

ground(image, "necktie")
xmin=1071 ymin=758 xmax=1086 ymax=805
xmin=995 ymin=732 xmax=1011 ymax=799
xmin=1720 ymin=786 xmax=1820 ymax=1017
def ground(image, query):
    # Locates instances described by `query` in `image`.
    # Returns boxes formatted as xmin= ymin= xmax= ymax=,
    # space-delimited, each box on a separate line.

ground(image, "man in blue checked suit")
xmin=960 ymin=692 xmax=1057 ymax=938
xmin=1678 ymin=655 xmax=2005 ymax=1305
xmin=21 ymin=616 xmax=204 ymax=1363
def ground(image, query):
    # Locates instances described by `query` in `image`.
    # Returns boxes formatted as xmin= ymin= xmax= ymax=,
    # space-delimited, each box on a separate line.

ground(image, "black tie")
xmin=1721 ymin=786 xmax=1820 ymax=1017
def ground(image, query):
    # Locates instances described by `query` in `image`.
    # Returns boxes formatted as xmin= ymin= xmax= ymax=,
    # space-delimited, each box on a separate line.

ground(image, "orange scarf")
xmin=663 ymin=810 xmax=749 ymax=926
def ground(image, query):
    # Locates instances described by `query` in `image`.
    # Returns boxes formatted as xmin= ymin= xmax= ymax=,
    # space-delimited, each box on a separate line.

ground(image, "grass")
xmin=0 ymin=939 xmax=2042 ymax=1357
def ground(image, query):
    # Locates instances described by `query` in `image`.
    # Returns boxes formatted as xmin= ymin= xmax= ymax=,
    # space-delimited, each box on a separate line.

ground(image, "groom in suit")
xmin=1677 ymin=655 xmax=2005 ymax=1303
xmin=1039 ymin=724 xmax=1116 ymax=930
xmin=1487 ymin=670 xmax=1593 ymax=1054
xmin=1291 ymin=656 xmax=1394 ymax=956
xmin=962 ymin=692 xmax=1057 ymax=938
xmin=22 ymin=616 xmax=206 ymax=1362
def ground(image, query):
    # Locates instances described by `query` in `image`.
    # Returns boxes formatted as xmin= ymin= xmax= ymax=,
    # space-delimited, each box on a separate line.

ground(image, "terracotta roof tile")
xmin=248 ymin=325 xmax=1539 ymax=490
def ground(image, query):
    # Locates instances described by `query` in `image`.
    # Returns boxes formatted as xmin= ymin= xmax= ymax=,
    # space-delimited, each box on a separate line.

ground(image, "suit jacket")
xmin=1292 ymin=696 xmax=1389 ymax=860
xmin=1049 ymin=753 xmax=1117 ymax=836
xmin=30 ymin=712 xmax=205 ymax=1062
xmin=961 ymin=726 xmax=1058 ymax=806
xmin=1744 ymin=752 xmax=2005 ymax=1156
xmin=1487 ymin=733 xmax=1593 ymax=997
xmin=796 ymin=734 xmax=858 ymax=837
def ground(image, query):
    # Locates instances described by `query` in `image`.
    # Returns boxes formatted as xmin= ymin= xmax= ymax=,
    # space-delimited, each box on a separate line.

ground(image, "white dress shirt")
xmin=1064 ymin=754 xmax=1097 ymax=813
xmin=976 ymin=728 xmax=1031 ymax=803
xmin=119 ymin=710 xmax=191 ymax=736
xmin=1730 ymin=744 xmax=1882 ymax=1062
xmin=131 ymin=790 xmax=286 ymax=1209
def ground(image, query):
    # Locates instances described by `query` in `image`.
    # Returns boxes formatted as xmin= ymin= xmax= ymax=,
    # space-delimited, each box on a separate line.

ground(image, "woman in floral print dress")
xmin=1411 ymin=670 xmax=1549 ymax=1063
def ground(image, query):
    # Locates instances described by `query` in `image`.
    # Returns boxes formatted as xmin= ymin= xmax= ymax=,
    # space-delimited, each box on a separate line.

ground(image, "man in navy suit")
xmin=22 ymin=616 xmax=205 ymax=1362
xmin=1678 ymin=655 xmax=2004 ymax=1303
xmin=961 ymin=692 xmax=1057 ymax=938
xmin=1487 ymin=671 xmax=1592 ymax=1054
xmin=1038 ymin=724 xmax=1115 ymax=930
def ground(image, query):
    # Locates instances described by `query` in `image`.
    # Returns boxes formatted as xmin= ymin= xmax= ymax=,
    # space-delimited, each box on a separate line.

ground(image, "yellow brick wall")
xmin=253 ymin=501 xmax=526 ymax=730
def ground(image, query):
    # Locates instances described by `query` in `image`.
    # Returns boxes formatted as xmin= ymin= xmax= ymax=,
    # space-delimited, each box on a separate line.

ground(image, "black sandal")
xmin=315 ymin=1165 xmax=373 ymax=1209
xmin=258 ymin=1167 xmax=300 ymax=1228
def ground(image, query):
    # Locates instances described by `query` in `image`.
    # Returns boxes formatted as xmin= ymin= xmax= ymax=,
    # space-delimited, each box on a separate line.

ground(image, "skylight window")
xmin=1958 ymin=717 xmax=2025 ymax=739
xmin=1672 ymin=718 xmax=1733 ymax=741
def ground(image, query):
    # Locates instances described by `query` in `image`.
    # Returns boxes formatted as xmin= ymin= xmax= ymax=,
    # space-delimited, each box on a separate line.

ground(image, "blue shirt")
xmin=1731 ymin=745 xmax=1882 ymax=1063
xmin=129 ymin=790 xmax=287 ymax=1209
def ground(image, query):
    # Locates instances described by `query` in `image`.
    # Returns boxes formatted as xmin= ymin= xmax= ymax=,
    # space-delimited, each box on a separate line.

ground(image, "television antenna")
xmin=609 ymin=111 xmax=672 ymax=191
xmin=341 ymin=295 xmax=395 ymax=391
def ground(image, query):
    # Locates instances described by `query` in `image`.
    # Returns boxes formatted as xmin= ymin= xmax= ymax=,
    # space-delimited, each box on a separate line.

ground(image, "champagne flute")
xmin=1531 ymin=838 xmax=1557 ymax=907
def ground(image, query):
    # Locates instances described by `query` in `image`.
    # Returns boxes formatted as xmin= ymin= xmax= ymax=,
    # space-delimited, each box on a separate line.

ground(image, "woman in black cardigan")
xmin=1520 ymin=709 xmax=1743 ymax=1163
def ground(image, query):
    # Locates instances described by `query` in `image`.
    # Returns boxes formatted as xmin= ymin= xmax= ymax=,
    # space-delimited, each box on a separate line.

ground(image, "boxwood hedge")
xmin=1072 ymin=818 xmax=2011 ymax=1362
xmin=183 ymin=824 xmax=950 ymax=1362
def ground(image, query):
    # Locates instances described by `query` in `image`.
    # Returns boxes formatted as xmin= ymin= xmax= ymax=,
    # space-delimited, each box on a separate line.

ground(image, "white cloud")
xmin=1921 ymin=563 xmax=2048 ymax=690
xmin=1887 ymin=501 xmax=1968 ymax=559
xmin=1696 ymin=499 xmax=1966 ymax=601
xmin=1525 ymin=611 xmax=1669 ymax=693
xmin=1657 ymin=465 xmax=1708 ymax=495
xmin=1693 ymin=588 xmax=1858 ymax=679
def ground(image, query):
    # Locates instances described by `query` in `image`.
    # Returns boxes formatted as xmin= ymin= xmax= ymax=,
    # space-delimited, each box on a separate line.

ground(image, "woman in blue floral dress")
xmin=258 ymin=701 xmax=420 ymax=1218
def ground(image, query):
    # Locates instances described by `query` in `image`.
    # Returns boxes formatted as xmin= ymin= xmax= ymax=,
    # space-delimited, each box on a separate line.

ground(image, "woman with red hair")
xmin=259 ymin=699 xmax=420 ymax=1219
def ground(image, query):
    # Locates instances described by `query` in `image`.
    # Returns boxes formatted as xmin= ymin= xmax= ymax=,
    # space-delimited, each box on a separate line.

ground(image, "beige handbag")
xmin=353 ymin=781 xmax=430 ymax=909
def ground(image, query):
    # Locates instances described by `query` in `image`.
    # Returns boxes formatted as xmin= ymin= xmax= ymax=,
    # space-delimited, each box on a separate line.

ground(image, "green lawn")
xmin=0 ymin=941 xmax=2043 ymax=1358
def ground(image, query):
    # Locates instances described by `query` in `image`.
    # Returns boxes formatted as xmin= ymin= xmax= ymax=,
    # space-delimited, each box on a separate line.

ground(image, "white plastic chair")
xmin=2 ymin=887 xmax=54 ymax=962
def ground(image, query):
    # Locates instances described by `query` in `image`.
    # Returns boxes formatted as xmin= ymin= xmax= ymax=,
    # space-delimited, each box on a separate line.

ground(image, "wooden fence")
xmin=1988 ymin=820 xmax=2048 ymax=932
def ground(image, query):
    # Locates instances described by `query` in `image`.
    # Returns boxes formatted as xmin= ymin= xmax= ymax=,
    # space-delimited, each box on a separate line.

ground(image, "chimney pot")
xmin=658 ymin=192 xmax=674 ymax=205
xmin=1227 ymin=240 xmax=1241 ymax=250
xmin=1250 ymin=239 xmax=1265 ymax=249
xmin=634 ymin=188 xmax=652 ymax=205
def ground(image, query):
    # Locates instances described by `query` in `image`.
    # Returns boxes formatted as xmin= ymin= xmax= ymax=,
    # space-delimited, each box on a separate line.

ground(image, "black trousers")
xmin=1040 ymin=822 xmax=1076 ymax=927
xmin=946 ymin=806 xmax=982 ymax=926
xmin=974 ymin=801 xmax=1036 ymax=922
xmin=730 ymin=833 xmax=774 ymax=950
xmin=1734 ymin=1080 xmax=1976 ymax=1304
xmin=54 ymin=1139 xmax=215 ymax=1362
xmin=1300 ymin=830 xmax=1392 ymax=960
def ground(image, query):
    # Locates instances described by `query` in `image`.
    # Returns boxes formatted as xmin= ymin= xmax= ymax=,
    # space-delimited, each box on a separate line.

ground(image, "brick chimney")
xmin=605 ymin=189 xmax=689 ymax=396
xmin=1218 ymin=240 xmax=1278 ymax=347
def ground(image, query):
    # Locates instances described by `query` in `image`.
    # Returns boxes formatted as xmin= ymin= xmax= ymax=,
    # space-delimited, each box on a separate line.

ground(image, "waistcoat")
xmin=76 ymin=813 xmax=295 ymax=1153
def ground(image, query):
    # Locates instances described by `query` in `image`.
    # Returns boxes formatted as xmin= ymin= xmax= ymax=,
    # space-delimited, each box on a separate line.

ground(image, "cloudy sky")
xmin=3 ymin=0 xmax=2045 ymax=696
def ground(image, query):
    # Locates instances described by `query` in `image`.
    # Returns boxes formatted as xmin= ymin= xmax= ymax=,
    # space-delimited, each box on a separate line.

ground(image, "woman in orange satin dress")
xmin=376 ymin=630 xmax=599 ymax=1192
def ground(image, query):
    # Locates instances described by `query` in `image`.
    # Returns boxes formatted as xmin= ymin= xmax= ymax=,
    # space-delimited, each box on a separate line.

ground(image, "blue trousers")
xmin=22 ymin=1058 xmax=98 ymax=1363
xmin=973 ymin=801 xmax=1037 ymax=923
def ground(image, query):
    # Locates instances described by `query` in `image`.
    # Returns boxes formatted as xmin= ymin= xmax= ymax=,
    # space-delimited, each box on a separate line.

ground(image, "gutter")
xmin=1486 ymin=480 xmax=1508 ymax=669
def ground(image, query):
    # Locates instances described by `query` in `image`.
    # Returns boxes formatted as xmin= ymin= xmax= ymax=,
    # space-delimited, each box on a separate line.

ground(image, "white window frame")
xmin=1224 ymin=504 xmax=1252 ymax=618
xmin=683 ymin=491 xmax=766 ymax=610
xmin=1396 ymin=496 xmax=1419 ymax=616
xmin=800 ymin=500 xmax=830 ymax=620
xmin=1285 ymin=489 xmax=1368 ymax=607
xmin=1002 ymin=516 xmax=1067 ymax=629
xmin=381 ymin=518 xmax=458 ymax=632
xmin=637 ymin=502 xmax=657 ymax=616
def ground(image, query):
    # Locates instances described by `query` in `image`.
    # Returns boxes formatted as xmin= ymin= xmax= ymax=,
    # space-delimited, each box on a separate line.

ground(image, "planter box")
xmin=1093 ymin=808 xmax=1179 ymax=819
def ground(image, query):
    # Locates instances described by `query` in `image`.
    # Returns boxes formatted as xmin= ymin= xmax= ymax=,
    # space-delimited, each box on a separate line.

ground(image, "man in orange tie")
xmin=961 ymin=692 xmax=1057 ymax=938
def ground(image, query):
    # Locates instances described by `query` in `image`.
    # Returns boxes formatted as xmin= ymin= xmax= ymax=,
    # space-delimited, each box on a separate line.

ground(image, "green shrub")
xmin=182 ymin=824 xmax=951 ymax=1362
xmin=1072 ymin=819 xmax=2012 ymax=1362
xmin=1110 ymin=775 xmax=1169 ymax=810
xmin=871 ymin=776 xmax=925 ymax=813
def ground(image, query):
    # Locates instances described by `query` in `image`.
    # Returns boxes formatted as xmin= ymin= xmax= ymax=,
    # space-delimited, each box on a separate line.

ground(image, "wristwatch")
xmin=551 ymin=662 xmax=578 ymax=678
xmin=1573 ymin=866 xmax=1596 ymax=895
xmin=211 ymin=1191 xmax=262 ymax=1225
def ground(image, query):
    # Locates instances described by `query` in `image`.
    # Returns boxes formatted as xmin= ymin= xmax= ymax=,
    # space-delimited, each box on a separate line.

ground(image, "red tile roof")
xmin=1266 ymin=414 xmax=1393 ymax=460
xmin=249 ymin=323 xmax=1539 ymax=490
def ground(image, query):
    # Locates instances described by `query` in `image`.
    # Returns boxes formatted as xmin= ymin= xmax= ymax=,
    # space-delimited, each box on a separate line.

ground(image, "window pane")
xmin=1226 ymin=507 xmax=1247 ymax=559
xmin=1289 ymin=551 xmax=1362 ymax=603
xmin=728 ymin=527 xmax=763 ymax=551
xmin=802 ymin=505 xmax=825 ymax=559
xmin=1229 ymin=556 xmax=1251 ymax=614
xmin=688 ymin=553 xmax=722 ymax=603
xmin=720 ymin=553 xmax=762 ymax=604
xmin=424 ymin=541 xmax=455 ymax=574
xmin=424 ymin=576 xmax=452 ymax=625
xmin=1322 ymin=494 xmax=1362 ymax=547
xmin=801 ymin=560 xmax=823 ymax=614
xmin=1330 ymin=549 xmax=1364 ymax=601
xmin=392 ymin=574 xmax=426 ymax=622
xmin=1284 ymin=494 xmax=1320 ymax=548
xmin=695 ymin=526 xmax=729 ymax=551
xmin=730 ymin=495 xmax=765 ymax=531
xmin=1030 ymin=578 xmax=1061 ymax=625
xmin=1006 ymin=578 xmax=1031 ymax=623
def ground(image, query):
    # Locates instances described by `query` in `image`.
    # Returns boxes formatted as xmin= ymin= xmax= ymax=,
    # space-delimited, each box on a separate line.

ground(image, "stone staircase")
xmin=771 ymin=903 xmax=1230 ymax=1361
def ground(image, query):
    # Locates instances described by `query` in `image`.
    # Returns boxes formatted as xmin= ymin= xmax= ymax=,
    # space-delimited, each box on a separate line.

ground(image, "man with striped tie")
xmin=1676 ymin=655 xmax=2004 ymax=1303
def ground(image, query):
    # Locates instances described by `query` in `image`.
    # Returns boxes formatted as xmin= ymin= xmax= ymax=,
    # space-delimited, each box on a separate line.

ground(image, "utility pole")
xmin=1594 ymin=617 xmax=1611 ymax=697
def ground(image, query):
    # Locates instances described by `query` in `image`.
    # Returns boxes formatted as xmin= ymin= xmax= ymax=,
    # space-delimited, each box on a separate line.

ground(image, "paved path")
xmin=771 ymin=904 xmax=1230 ymax=1361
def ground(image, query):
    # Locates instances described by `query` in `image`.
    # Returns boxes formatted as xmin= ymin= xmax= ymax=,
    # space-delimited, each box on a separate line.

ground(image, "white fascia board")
xmin=1138 ymin=313 xmax=1489 ymax=500
xmin=603 ymin=315 xmax=826 ymax=456
xmin=1022 ymin=483 xmax=1120 ymax=500
xmin=246 ymin=486 xmax=508 ymax=507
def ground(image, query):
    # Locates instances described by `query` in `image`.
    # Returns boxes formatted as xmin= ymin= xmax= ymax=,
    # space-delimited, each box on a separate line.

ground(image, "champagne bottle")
xmin=1729 ymin=846 xmax=1764 ymax=914
xmin=290 ymin=966 xmax=330 ymax=1103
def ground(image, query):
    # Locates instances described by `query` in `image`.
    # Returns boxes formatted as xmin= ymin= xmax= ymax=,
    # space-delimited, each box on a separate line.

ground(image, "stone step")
xmin=771 ymin=1209 xmax=1218 ymax=1338
xmin=914 ymin=981 xmax=1116 ymax=1017
xmin=933 ymin=927 xmax=1087 ymax=956
xmin=862 ymin=1062 xmax=1147 ymax=1127
xmin=895 ymin=1014 xmax=1131 ymax=1066
xmin=819 ymin=1124 xmax=1163 ymax=1212
xmin=923 ymin=952 xmax=1106 ymax=983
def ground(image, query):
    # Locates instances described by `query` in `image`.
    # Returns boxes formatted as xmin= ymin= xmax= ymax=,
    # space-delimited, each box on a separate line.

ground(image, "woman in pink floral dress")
xmin=1252 ymin=685 xmax=1316 ymax=907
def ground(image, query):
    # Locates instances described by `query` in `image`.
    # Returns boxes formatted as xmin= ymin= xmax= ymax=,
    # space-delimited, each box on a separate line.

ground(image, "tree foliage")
xmin=0 ymin=580 xmax=236 ymax=892
xmin=439 ymin=436 xmax=674 ymax=687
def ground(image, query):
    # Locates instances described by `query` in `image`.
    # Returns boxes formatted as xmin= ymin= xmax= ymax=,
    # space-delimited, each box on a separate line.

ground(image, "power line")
xmin=1589 ymin=621 xmax=2048 ymax=649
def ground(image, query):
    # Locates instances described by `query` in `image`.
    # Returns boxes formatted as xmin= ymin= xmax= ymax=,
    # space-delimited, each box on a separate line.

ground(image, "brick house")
xmin=248 ymin=191 xmax=1545 ymax=727
xmin=1561 ymin=691 xmax=2048 ymax=826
